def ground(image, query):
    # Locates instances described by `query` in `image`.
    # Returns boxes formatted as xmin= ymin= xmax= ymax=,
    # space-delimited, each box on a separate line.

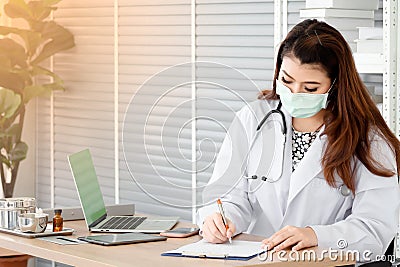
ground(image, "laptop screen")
xmin=68 ymin=149 xmax=107 ymax=227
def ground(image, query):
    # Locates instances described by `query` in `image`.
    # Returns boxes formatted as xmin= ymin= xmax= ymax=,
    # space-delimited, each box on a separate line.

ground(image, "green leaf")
xmin=31 ymin=65 xmax=63 ymax=84
xmin=9 ymin=141 xmax=28 ymax=162
xmin=23 ymin=85 xmax=50 ymax=103
xmin=4 ymin=0 xmax=31 ymax=20
xmin=0 ymin=124 xmax=21 ymax=138
xmin=6 ymin=124 xmax=22 ymax=137
xmin=0 ymin=70 xmax=25 ymax=91
xmin=23 ymin=82 xmax=64 ymax=103
xmin=0 ymin=38 xmax=27 ymax=68
xmin=43 ymin=0 xmax=62 ymax=6
xmin=14 ymin=68 xmax=32 ymax=87
xmin=0 ymin=55 xmax=12 ymax=68
xmin=0 ymin=25 xmax=27 ymax=36
xmin=0 ymin=88 xmax=22 ymax=119
xmin=31 ymin=21 xmax=75 ymax=65
xmin=0 ymin=154 xmax=11 ymax=169
xmin=44 ymin=82 xmax=65 ymax=91
xmin=0 ymin=49 xmax=31 ymax=91
xmin=0 ymin=26 xmax=42 ymax=59
xmin=28 ymin=1 xmax=52 ymax=21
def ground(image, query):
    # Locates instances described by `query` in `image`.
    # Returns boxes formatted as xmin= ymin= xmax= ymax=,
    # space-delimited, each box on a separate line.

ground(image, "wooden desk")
xmin=0 ymin=221 xmax=354 ymax=267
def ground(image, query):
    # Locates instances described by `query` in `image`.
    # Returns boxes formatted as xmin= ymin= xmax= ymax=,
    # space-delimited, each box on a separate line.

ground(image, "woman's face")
xmin=278 ymin=56 xmax=333 ymax=94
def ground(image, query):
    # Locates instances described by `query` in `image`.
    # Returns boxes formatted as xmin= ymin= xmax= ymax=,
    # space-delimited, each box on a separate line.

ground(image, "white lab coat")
xmin=197 ymin=99 xmax=400 ymax=258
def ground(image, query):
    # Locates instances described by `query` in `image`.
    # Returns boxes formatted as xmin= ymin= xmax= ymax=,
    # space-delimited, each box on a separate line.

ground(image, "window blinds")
xmin=194 ymin=0 xmax=276 ymax=208
xmin=36 ymin=1 xmax=307 ymax=222
xmin=36 ymin=0 xmax=115 ymax=208
xmin=117 ymin=0 xmax=192 ymax=219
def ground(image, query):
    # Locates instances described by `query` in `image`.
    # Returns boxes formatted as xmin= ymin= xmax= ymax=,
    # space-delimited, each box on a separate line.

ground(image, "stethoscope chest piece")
xmin=261 ymin=176 xmax=273 ymax=182
xmin=339 ymin=184 xmax=351 ymax=197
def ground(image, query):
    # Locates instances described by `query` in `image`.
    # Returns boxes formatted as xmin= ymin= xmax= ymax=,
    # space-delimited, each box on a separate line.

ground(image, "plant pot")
xmin=0 ymin=249 xmax=30 ymax=267
xmin=0 ymin=254 xmax=30 ymax=267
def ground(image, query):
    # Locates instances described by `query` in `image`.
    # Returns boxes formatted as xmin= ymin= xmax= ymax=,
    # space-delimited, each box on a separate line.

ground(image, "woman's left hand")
xmin=261 ymin=226 xmax=318 ymax=251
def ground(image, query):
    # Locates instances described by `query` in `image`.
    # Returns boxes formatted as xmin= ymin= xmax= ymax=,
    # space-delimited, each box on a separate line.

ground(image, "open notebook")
xmin=162 ymin=239 xmax=265 ymax=261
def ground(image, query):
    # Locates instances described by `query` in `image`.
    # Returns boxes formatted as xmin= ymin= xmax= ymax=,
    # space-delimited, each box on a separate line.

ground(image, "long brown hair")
xmin=260 ymin=19 xmax=400 ymax=193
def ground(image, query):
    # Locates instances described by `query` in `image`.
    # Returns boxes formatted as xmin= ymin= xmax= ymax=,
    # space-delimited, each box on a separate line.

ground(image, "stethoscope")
xmin=243 ymin=101 xmax=287 ymax=183
xmin=242 ymin=101 xmax=352 ymax=197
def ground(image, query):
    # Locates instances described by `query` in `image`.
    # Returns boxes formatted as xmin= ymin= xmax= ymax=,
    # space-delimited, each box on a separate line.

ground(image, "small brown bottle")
xmin=52 ymin=209 xmax=63 ymax=232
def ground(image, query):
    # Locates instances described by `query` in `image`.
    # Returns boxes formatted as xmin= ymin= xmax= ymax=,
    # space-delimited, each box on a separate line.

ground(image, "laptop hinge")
xmin=89 ymin=213 xmax=107 ymax=229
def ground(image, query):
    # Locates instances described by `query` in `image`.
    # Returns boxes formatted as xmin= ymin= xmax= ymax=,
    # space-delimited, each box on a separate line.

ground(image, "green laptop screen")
xmin=68 ymin=149 xmax=107 ymax=226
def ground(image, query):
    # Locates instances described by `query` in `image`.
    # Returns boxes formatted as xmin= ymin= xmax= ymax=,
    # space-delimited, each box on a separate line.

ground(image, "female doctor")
xmin=196 ymin=19 xmax=400 ymax=257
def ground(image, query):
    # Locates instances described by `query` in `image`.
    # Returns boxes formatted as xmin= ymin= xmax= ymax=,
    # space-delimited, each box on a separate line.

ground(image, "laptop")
xmin=68 ymin=149 xmax=178 ymax=233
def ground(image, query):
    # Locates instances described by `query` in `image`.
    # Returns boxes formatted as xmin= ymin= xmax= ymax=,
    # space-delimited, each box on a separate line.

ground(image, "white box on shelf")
xmin=355 ymin=64 xmax=384 ymax=74
xmin=353 ymin=52 xmax=383 ymax=65
xmin=305 ymin=0 xmax=379 ymax=10
xmin=357 ymin=27 xmax=383 ymax=40
xmin=353 ymin=52 xmax=384 ymax=74
xmin=355 ymin=39 xmax=383 ymax=53
xmin=340 ymin=30 xmax=361 ymax=43
xmin=312 ymin=17 xmax=374 ymax=30
xmin=300 ymin=8 xmax=374 ymax=19
xmin=374 ymin=85 xmax=383 ymax=95
xmin=365 ymin=86 xmax=382 ymax=103
xmin=374 ymin=9 xmax=383 ymax=21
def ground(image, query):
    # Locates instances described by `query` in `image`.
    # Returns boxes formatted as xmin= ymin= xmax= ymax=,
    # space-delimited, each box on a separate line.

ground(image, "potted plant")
xmin=0 ymin=0 xmax=75 ymax=197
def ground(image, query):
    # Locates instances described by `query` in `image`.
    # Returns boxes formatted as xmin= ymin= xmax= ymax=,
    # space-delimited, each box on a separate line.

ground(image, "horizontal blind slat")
xmin=195 ymin=1 xmax=276 ymax=211
xmin=119 ymin=2 xmax=192 ymax=220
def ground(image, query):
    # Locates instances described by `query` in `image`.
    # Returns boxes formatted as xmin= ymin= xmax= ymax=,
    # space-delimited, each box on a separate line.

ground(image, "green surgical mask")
xmin=275 ymin=79 xmax=335 ymax=118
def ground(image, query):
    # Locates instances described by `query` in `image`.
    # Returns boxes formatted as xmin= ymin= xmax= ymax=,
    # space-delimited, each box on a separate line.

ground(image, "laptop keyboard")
xmin=101 ymin=216 xmax=147 ymax=230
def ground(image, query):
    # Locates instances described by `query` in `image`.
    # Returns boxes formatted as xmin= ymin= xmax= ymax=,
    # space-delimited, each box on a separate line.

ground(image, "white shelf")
xmin=353 ymin=52 xmax=384 ymax=74
xmin=300 ymin=8 xmax=374 ymax=19
xmin=305 ymin=0 xmax=379 ymax=10
xmin=355 ymin=64 xmax=384 ymax=74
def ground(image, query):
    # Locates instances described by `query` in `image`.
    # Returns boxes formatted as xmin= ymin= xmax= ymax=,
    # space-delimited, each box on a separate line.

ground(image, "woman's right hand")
xmin=202 ymin=212 xmax=236 ymax=243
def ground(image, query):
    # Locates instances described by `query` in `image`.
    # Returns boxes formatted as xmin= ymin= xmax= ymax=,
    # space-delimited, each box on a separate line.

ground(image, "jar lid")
xmin=54 ymin=209 xmax=62 ymax=214
xmin=0 ymin=197 xmax=36 ymax=209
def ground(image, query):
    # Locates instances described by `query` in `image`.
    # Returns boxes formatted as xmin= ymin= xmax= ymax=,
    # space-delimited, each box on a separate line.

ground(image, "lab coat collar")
xmin=264 ymin=101 xmax=327 ymax=221
xmin=287 ymin=125 xmax=326 ymax=205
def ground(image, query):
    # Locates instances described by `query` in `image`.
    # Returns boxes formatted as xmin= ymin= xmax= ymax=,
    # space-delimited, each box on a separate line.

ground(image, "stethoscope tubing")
xmin=256 ymin=101 xmax=287 ymax=134
xmin=244 ymin=101 xmax=287 ymax=184
xmin=243 ymin=101 xmax=351 ymax=197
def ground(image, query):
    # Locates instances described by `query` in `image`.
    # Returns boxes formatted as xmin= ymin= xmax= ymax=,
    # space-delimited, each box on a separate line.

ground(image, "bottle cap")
xmin=54 ymin=209 xmax=62 ymax=214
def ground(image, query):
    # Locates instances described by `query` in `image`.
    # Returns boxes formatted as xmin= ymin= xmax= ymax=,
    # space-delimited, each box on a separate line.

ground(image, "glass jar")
xmin=52 ymin=209 xmax=63 ymax=232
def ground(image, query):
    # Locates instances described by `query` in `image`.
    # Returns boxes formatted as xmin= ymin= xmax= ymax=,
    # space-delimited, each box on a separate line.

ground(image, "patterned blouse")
xmin=292 ymin=128 xmax=320 ymax=172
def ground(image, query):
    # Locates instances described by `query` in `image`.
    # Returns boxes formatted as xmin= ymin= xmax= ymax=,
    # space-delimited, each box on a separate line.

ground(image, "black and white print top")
xmin=292 ymin=128 xmax=320 ymax=172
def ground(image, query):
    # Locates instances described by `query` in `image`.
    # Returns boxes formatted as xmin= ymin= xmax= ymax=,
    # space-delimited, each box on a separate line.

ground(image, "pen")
xmin=217 ymin=198 xmax=232 ymax=244
xmin=56 ymin=237 xmax=80 ymax=243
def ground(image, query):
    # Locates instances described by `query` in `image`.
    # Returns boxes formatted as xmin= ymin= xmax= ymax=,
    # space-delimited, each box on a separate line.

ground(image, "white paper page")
xmin=165 ymin=239 xmax=264 ymax=258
